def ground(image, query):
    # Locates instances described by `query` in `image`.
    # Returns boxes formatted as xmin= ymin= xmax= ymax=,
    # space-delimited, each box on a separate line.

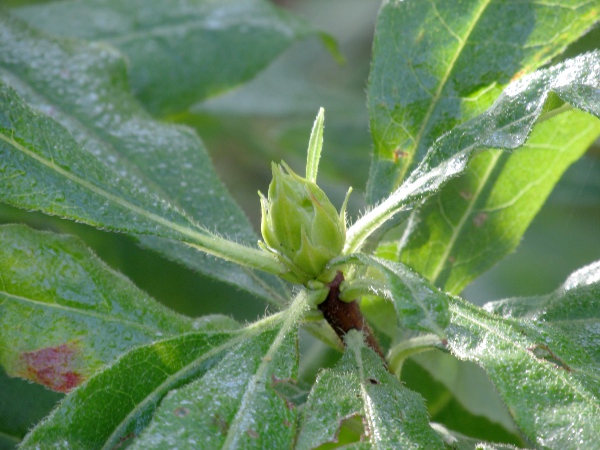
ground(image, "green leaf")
xmin=432 ymin=423 xmax=521 ymax=450
xmin=345 ymin=51 xmax=600 ymax=255
xmin=20 ymin=332 xmax=238 ymax=449
xmin=337 ymin=254 xmax=449 ymax=337
xmin=0 ymin=366 xmax=62 ymax=448
xmin=0 ymin=15 xmax=289 ymax=303
xmin=367 ymin=0 xmax=599 ymax=203
xmin=130 ymin=325 xmax=298 ymax=449
xmin=446 ymin=261 xmax=600 ymax=449
xmin=296 ymin=330 xmax=444 ymax=449
xmin=410 ymin=352 xmax=518 ymax=434
xmin=21 ymin=291 xmax=309 ymax=449
xmin=13 ymin=0 xmax=320 ymax=116
xmin=305 ymin=107 xmax=325 ymax=183
xmin=0 ymin=224 xmax=198 ymax=392
xmin=396 ymin=109 xmax=600 ymax=294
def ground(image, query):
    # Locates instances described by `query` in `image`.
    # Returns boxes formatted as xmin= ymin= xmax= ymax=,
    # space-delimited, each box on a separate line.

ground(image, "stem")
xmin=185 ymin=239 xmax=287 ymax=276
xmin=343 ymin=192 xmax=412 ymax=254
xmin=1 ymin=130 xmax=288 ymax=277
xmin=388 ymin=334 xmax=443 ymax=377
xmin=317 ymin=271 xmax=385 ymax=360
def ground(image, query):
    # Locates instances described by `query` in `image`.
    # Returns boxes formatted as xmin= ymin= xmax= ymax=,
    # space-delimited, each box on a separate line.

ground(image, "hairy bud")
xmin=259 ymin=162 xmax=347 ymax=284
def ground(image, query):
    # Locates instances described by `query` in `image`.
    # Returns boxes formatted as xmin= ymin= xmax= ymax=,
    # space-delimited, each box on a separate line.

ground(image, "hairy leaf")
xmin=410 ymin=352 xmax=518 ymax=434
xmin=447 ymin=260 xmax=600 ymax=449
xmin=367 ymin=0 xmax=599 ymax=202
xmin=396 ymin=109 xmax=600 ymax=294
xmin=130 ymin=326 xmax=298 ymax=449
xmin=0 ymin=224 xmax=199 ymax=392
xmin=21 ymin=292 xmax=308 ymax=449
xmin=296 ymin=331 xmax=444 ymax=449
xmin=338 ymin=254 xmax=449 ymax=336
xmin=432 ymin=423 xmax=521 ymax=450
xmin=346 ymin=51 xmax=600 ymax=254
xmin=0 ymin=367 xmax=62 ymax=448
xmin=20 ymin=332 xmax=238 ymax=449
xmin=14 ymin=0 xmax=319 ymax=116
xmin=0 ymin=15 xmax=288 ymax=304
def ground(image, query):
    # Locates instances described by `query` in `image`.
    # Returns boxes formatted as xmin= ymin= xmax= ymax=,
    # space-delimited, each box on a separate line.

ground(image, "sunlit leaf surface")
xmin=367 ymin=0 xmax=599 ymax=202
xmin=20 ymin=332 xmax=238 ymax=449
xmin=0 ymin=224 xmax=198 ymax=392
xmin=397 ymin=109 xmax=600 ymax=294
xmin=296 ymin=331 xmax=444 ymax=449
xmin=21 ymin=292 xmax=307 ymax=449
xmin=338 ymin=254 xmax=449 ymax=336
xmin=447 ymin=261 xmax=600 ymax=449
xmin=130 ymin=326 xmax=298 ymax=449
xmin=346 ymin=51 xmax=600 ymax=254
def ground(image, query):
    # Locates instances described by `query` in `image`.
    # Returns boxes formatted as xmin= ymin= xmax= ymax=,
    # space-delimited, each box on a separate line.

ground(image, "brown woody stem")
xmin=318 ymin=271 xmax=385 ymax=361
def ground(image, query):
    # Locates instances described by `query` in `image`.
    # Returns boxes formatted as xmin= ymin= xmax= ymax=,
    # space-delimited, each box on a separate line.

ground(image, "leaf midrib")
xmin=353 ymin=343 xmax=380 ymax=448
xmin=0 ymin=71 xmax=287 ymax=302
xmin=429 ymin=113 xmax=599 ymax=293
xmin=0 ymin=125 xmax=284 ymax=276
xmin=428 ymin=150 xmax=501 ymax=287
xmin=100 ymin=329 xmax=256 ymax=450
xmin=0 ymin=290 xmax=171 ymax=335
xmin=220 ymin=292 xmax=307 ymax=448
xmin=374 ymin=257 xmax=444 ymax=335
xmin=396 ymin=0 xmax=492 ymax=186
xmin=0 ymin=68 xmax=180 ymax=212
xmin=0 ymin=129 xmax=205 ymax=240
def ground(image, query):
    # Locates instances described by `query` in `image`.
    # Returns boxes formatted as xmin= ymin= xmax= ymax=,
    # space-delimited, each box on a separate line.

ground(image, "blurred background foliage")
xmin=0 ymin=0 xmax=598 ymax=447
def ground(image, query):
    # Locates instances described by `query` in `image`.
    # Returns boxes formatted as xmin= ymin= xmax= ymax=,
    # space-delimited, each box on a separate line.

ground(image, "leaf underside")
xmin=0 ymin=1 xmax=598 ymax=449
xmin=346 ymin=50 xmax=600 ymax=256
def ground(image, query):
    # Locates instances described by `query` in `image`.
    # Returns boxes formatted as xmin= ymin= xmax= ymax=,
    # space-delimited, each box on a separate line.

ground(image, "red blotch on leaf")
xmin=20 ymin=342 xmax=84 ymax=393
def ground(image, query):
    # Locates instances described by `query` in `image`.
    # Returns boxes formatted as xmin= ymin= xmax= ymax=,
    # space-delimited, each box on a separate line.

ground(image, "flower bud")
xmin=260 ymin=162 xmax=347 ymax=284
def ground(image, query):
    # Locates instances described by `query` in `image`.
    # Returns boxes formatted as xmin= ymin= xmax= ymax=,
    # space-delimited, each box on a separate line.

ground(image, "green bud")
xmin=259 ymin=162 xmax=348 ymax=284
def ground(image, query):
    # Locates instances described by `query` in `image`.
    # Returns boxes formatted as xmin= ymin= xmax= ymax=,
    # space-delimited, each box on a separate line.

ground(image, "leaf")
xmin=13 ymin=0 xmax=321 ymax=116
xmin=129 ymin=326 xmax=298 ymax=449
xmin=396 ymin=108 xmax=600 ymax=294
xmin=296 ymin=330 xmax=444 ymax=449
xmin=20 ymin=332 xmax=238 ymax=449
xmin=338 ymin=254 xmax=449 ymax=336
xmin=446 ymin=261 xmax=600 ymax=449
xmin=410 ymin=352 xmax=518 ymax=434
xmin=0 ymin=366 xmax=62 ymax=448
xmin=432 ymin=423 xmax=521 ymax=450
xmin=0 ymin=224 xmax=199 ymax=392
xmin=305 ymin=107 xmax=325 ymax=183
xmin=0 ymin=15 xmax=288 ymax=304
xmin=20 ymin=291 xmax=309 ymax=449
xmin=345 ymin=51 xmax=600 ymax=255
xmin=366 ymin=0 xmax=599 ymax=203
